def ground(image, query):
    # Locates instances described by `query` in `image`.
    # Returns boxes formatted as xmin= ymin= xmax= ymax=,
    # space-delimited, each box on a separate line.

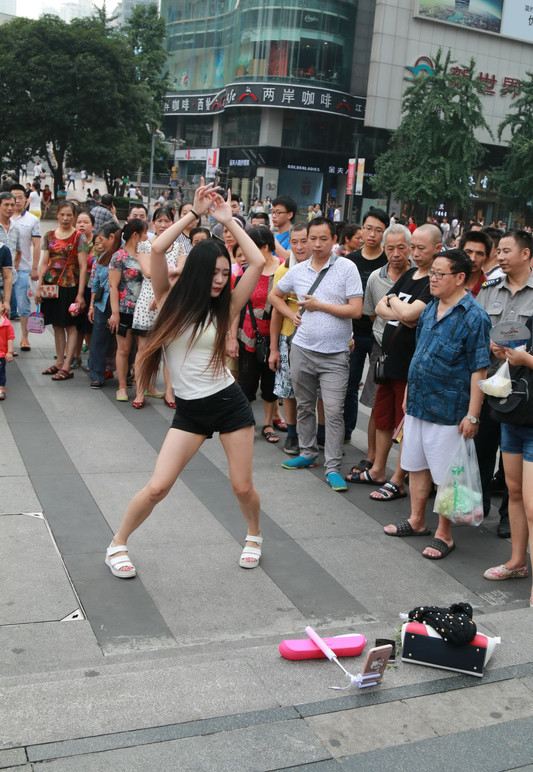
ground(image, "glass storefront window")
xmin=162 ymin=0 xmax=358 ymax=92
xmin=220 ymin=109 xmax=261 ymax=146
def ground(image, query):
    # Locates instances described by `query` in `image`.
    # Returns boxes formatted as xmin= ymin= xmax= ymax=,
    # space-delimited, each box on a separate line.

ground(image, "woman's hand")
xmin=88 ymin=305 xmax=94 ymax=323
xmin=210 ymin=189 xmax=234 ymax=225
xmin=192 ymin=177 xmax=219 ymax=217
xmin=34 ymin=284 xmax=42 ymax=304
xmin=109 ymin=311 xmax=120 ymax=333
xmin=76 ymin=293 xmax=86 ymax=312
xmin=502 ymin=346 xmax=533 ymax=368
xmin=226 ymin=336 xmax=239 ymax=359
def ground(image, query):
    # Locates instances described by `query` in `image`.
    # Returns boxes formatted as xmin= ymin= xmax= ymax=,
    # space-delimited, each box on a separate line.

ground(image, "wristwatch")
xmin=386 ymin=293 xmax=395 ymax=307
xmin=466 ymin=414 xmax=480 ymax=425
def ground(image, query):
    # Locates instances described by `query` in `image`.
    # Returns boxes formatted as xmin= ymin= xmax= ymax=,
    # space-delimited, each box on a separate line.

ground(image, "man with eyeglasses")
xmin=384 ymin=248 xmax=491 ymax=560
xmin=271 ymin=195 xmax=297 ymax=258
xmin=346 ymin=224 xmax=439 ymax=490
xmin=344 ymin=207 xmax=388 ymax=441
xmin=9 ymin=184 xmax=41 ymax=350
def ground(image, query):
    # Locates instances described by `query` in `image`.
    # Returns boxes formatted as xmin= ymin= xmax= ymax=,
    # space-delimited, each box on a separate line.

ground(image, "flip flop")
xmin=349 ymin=459 xmax=373 ymax=474
xmin=51 ymin=369 xmax=74 ymax=380
xmin=370 ymin=481 xmax=408 ymax=502
xmin=345 ymin=469 xmax=383 ymax=485
xmin=423 ymin=537 xmax=455 ymax=560
xmin=384 ymin=519 xmax=431 ymax=537
xmin=261 ymin=425 xmax=279 ymax=443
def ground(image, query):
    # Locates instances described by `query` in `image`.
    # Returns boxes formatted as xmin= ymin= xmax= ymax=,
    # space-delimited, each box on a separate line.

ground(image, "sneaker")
xmin=281 ymin=455 xmax=318 ymax=469
xmin=283 ymin=436 xmax=300 ymax=455
xmin=326 ymin=472 xmax=348 ymax=491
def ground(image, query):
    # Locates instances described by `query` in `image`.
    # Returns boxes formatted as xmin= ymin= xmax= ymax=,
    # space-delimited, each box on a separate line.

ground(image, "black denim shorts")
xmin=171 ymin=382 xmax=255 ymax=438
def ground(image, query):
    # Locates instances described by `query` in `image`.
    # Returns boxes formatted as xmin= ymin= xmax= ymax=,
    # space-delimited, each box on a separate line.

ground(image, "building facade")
xmin=161 ymin=0 xmax=533 ymax=219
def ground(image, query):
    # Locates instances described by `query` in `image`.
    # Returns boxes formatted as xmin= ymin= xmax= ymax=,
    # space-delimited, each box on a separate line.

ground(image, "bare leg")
xmin=499 ymin=453 xmax=529 ymax=569
xmin=115 ymin=330 xmax=133 ymax=391
xmin=283 ymin=397 xmax=297 ymax=424
xmin=262 ymin=398 xmax=277 ymax=428
xmin=62 ymin=325 xmax=77 ymax=373
xmin=366 ymin=410 xmax=376 ymax=461
xmin=523 ymin=460 xmax=533 ymax=605
xmin=133 ymin=336 xmax=148 ymax=403
xmin=220 ymin=425 xmax=261 ymax=550
xmin=384 ymin=468 xmax=432 ymax=534
xmin=20 ymin=315 xmax=29 ymax=343
xmin=53 ymin=325 xmax=67 ymax=369
xmin=370 ymin=443 xmax=407 ymax=499
xmin=111 ymin=429 xmax=206 ymax=568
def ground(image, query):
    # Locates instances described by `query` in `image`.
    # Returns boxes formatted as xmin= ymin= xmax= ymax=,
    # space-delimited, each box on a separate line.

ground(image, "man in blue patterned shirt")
xmin=384 ymin=249 xmax=491 ymax=559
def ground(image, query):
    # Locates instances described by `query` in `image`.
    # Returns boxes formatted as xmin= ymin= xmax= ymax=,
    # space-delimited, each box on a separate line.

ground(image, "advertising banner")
xmin=346 ymin=158 xmax=356 ymax=195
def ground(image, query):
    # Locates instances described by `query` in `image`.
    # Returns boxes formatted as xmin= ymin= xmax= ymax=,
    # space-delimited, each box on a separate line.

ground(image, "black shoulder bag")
xmin=247 ymin=300 xmax=270 ymax=365
xmin=488 ymin=316 xmax=533 ymax=427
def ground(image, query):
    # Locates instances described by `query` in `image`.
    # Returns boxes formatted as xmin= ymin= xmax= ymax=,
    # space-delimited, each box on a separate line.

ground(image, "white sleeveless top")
xmin=164 ymin=323 xmax=234 ymax=399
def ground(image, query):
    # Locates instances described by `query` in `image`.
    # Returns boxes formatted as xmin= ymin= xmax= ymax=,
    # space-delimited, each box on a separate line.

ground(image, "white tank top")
xmin=164 ymin=323 xmax=234 ymax=399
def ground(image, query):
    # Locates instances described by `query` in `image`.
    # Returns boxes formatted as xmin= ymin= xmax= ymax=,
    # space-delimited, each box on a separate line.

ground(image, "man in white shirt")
xmin=270 ymin=218 xmax=363 ymax=491
xmin=10 ymin=184 xmax=40 ymax=349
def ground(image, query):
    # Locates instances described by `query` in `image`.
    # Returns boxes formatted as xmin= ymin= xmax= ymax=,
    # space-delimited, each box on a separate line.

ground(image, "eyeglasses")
xmin=272 ymin=210 xmax=288 ymax=216
xmin=428 ymin=269 xmax=458 ymax=280
xmin=363 ymin=225 xmax=384 ymax=234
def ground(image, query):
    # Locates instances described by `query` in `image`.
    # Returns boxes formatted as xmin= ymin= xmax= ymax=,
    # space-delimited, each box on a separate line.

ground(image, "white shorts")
xmin=402 ymin=415 xmax=462 ymax=486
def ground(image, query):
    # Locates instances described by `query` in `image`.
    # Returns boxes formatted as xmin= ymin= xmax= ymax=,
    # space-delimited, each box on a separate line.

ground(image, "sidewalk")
xmin=1 ymin=326 xmax=533 ymax=771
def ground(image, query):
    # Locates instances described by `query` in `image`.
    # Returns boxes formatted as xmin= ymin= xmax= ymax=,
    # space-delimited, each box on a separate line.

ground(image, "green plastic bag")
xmin=434 ymin=437 xmax=483 ymax=526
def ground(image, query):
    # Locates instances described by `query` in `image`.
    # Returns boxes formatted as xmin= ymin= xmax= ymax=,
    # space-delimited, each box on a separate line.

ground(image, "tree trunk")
xmin=44 ymin=145 xmax=65 ymax=200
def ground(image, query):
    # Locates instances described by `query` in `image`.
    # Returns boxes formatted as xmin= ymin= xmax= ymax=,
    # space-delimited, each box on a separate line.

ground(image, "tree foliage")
xmin=370 ymin=49 xmax=491 ymax=214
xmin=0 ymin=11 xmax=167 ymax=194
xmin=123 ymin=3 xmax=168 ymax=104
xmin=491 ymin=72 xmax=533 ymax=215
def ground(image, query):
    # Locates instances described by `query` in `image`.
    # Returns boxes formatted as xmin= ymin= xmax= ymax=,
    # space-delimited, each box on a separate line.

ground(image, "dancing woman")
xmin=105 ymin=184 xmax=266 ymax=578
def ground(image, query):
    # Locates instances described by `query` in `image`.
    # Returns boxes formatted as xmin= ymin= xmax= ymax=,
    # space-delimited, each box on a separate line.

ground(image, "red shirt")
xmin=0 ymin=316 xmax=15 ymax=357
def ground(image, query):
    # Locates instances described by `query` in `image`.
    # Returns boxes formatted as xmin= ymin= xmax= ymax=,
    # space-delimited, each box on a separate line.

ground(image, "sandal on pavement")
xmin=349 ymin=459 xmax=373 ymax=474
xmin=0 ymin=387 xmax=5 ymax=400
xmin=261 ymin=425 xmax=279 ymax=443
xmin=164 ymin=397 xmax=176 ymax=409
xmin=132 ymin=399 xmax=145 ymax=409
xmin=144 ymin=389 xmax=165 ymax=398
xmin=70 ymin=356 xmax=82 ymax=369
xmin=370 ymin=481 xmax=408 ymax=502
xmin=384 ymin=519 xmax=431 ymax=537
xmin=51 ymin=369 xmax=74 ymax=381
xmin=42 ymin=364 xmax=60 ymax=375
xmin=345 ymin=469 xmax=383 ymax=485
xmin=483 ymin=564 xmax=529 ymax=581
xmin=423 ymin=537 xmax=455 ymax=560
xmin=239 ymin=534 xmax=263 ymax=569
xmin=105 ymin=544 xmax=136 ymax=578
xmin=273 ymin=418 xmax=288 ymax=432
xmin=116 ymin=388 xmax=129 ymax=402
xmin=20 ymin=340 xmax=31 ymax=351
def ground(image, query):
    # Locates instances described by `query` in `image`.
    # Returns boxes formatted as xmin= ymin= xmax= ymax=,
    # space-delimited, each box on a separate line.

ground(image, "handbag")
xmin=247 ymin=300 xmax=270 ymax=365
xmin=40 ymin=284 xmax=59 ymax=299
xmin=27 ymin=305 xmax=45 ymax=334
xmin=488 ymin=317 xmax=533 ymax=427
xmin=374 ymin=280 xmax=428 ymax=385
xmin=93 ymin=286 xmax=104 ymax=302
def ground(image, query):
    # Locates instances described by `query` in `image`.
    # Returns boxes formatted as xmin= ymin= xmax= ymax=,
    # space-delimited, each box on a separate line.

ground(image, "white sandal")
xmin=239 ymin=534 xmax=263 ymax=569
xmin=105 ymin=543 xmax=136 ymax=578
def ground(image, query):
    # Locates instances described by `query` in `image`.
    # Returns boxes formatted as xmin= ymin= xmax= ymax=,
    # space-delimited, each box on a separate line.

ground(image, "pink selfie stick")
xmin=304 ymin=626 xmax=360 ymax=686
xmin=279 ymin=631 xmax=366 ymax=660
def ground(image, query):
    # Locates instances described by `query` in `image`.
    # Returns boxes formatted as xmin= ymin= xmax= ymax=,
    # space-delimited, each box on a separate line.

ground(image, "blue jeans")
xmin=89 ymin=302 xmax=113 ymax=384
xmin=12 ymin=269 xmax=31 ymax=317
xmin=344 ymin=334 xmax=374 ymax=435
xmin=0 ymin=357 xmax=5 ymax=387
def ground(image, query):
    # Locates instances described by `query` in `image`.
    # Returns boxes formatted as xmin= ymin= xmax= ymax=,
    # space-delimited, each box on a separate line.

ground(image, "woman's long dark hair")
xmin=136 ymin=239 xmax=232 ymax=392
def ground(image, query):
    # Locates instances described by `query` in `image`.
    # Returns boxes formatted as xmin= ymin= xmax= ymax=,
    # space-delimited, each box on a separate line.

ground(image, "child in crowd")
xmin=0 ymin=292 xmax=15 ymax=399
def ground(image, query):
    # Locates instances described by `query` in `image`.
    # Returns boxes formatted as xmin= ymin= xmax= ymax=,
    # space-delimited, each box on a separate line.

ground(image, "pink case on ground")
xmin=279 ymin=634 xmax=366 ymax=660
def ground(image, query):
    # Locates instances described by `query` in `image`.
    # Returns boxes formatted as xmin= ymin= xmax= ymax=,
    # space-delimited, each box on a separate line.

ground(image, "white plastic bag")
xmin=27 ymin=278 xmax=39 ymax=304
xmin=434 ymin=436 xmax=483 ymax=526
xmin=478 ymin=360 xmax=512 ymax=398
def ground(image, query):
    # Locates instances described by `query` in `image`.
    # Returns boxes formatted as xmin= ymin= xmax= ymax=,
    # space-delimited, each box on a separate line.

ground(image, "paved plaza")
xmin=1 ymin=324 xmax=533 ymax=772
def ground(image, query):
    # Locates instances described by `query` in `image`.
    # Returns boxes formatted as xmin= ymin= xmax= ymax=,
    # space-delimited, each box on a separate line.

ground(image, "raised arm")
xmin=209 ymin=190 xmax=266 ymax=322
xmin=150 ymin=180 xmax=218 ymax=305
